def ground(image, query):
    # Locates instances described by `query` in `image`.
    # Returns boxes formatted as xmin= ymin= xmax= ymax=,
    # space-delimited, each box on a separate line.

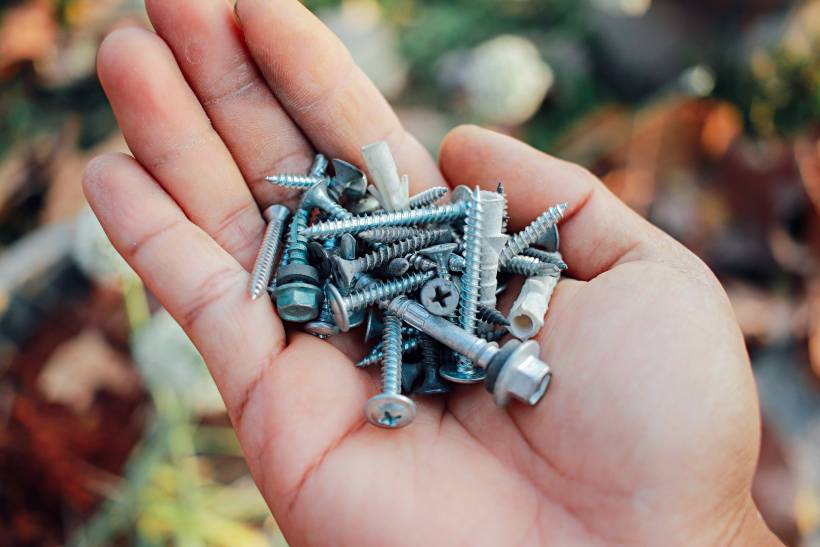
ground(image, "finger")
xmin=145 ymin=0 xmax=314 ymax=208
xmin=97 ymin=28 xmax=264 ymax=270
xmin=82 ymin=153 xmax=283 ymax=423
xmin=439 ymin=125 xmax=689 ymax=280
xmin=235 ymin=0 xmax=445 ymax=194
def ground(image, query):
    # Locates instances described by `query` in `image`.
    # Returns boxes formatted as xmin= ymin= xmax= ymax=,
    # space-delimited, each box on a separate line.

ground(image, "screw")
xmin=414 ymin=335 xmax=450 ymax=395
xmin=387 ymin=296 xmax=553 ymax=406
xmin=419 ymin=242 xmax=458 ymax=280
xmin=442 ymin=187 xmax=485 ymax=384
xmin=331 ymin=231 xmax=449 ymax=289
xmin=300 ymin=180 xmax=351 ymax=220
xmin=385 ymin=257 xmax=411 ymax=276
xmin=364 ymin=312 xmax=416 ymax=428
xmin=521 ymin=248 xmax=567 ymax=270
xmin=274 ymin=207 xmax=322 ymax=322
xmin=420 ymin=277 xmax=460 ymax=317
xmin=326 ymin=270 xmax=435 ymax=332
xmin=407 ymin=186 xmax=447 ymax=209
xmin=477 ymin=304 xmax=510 ymax=327
xmin=359 ymin=226 xmax=449 ymax=245
xmin=497 ymin=182 xmax=509 ymax=233
xmin=300 ymin=201 xmax=468 ymax=239
xmin=502 ymin=255 xmax=561 ymax=277
xmin=498 ymin=203 xmax=567 ymax=267
xmin=248 ymin=205 xmax=290 ymax=300
xmin=264 ymin=153 xmax=329 ymax=189
xmin=357 ymin=331 xmax=422 ymax=366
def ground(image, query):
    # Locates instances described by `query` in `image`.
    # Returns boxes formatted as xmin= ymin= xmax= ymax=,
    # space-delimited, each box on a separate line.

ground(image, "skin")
xmin=82 ymin=1 xmax=784 ymax=545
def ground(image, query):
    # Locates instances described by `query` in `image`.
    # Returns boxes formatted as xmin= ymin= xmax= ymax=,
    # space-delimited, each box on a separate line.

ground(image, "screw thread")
xmin=477 ymin=304 xmax=510 ymax=326
xmin=419 ymin=334 xmax=439 ymax=368
xmin=521 ymin=248 xmax=567 ymax=269
xmin=283 ymin=208 xmax=310 ymax=265
xmin=356 ymin=336 xmax=421 ymax=368
xmin=408 ymin=186 xmax=448 ymax=209
xmin=301 ymin=202 xmax=467 ymax=239
xmin=353 ymin=231 xmax=448 ymax=273
xmin=406 ymin=253 xmax=437 ymax=272
xmin=317 ymin=197 xmax=352 ymax=220
xmin=343 ymin=271 xmax=434 ymax=312
xmin=380 ymin=312 xmax=403 ymax=394
xmin=249 ymin=215 xmax=289 ymax=299
xmin=267 ymin=174 xmax=324 ymax=188
xmin=503 ymin=255 xmax=559 ymax=277
xmin=457 ymin=188 xmax=484 ymax=371
xmin=497 ymin=182 xmax=509 ymax=233
xmin=359 ymin=226 xmax=447 ymax=244
xmin=499 ymin=203 xmax=567 ymax=266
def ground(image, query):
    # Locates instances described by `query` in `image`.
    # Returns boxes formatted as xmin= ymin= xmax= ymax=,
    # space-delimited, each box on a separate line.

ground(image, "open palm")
xmin=83 ymin=1 xmax=779 ymax=545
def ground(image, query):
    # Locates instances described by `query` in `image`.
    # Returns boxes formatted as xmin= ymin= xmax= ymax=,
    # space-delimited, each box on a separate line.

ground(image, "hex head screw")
xmin=275 ymin=207 xmax=322 ymax=322
xmin=364 ymin=312 xmax=416 ymax=428
xmin=249 ymin=204 xmax=290 ymax=300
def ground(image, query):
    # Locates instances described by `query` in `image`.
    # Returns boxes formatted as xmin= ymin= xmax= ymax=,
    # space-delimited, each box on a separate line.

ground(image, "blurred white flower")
xmin=132 ymin=309 xmax=225 ymax=416
xmin=462 ymin=35 xmax=554 ymax=126
xmin=319 ymin=0 xmax=408 ymax=100
xmin=72 ymin=206 xmax=137 ymax=284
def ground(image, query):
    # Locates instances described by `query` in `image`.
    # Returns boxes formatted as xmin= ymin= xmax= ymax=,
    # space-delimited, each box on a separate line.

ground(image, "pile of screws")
xmin=250 ymin=141 xmax=566 ymax=429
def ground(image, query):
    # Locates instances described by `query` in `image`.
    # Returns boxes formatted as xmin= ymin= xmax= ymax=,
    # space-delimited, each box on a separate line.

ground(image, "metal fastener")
xmin=364 ymin=312 xmax=416 ymax=428
xmin=248 ymin=204 xmax=290 ymax=300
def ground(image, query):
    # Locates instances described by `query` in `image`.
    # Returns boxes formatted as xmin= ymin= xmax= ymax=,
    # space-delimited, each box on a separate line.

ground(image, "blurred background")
xmin=1 ymin=0 xmax=819 ymax=545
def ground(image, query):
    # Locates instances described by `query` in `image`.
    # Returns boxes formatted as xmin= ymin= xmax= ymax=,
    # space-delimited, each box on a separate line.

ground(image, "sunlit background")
xmin=1 ymin=0 xmax=820 ymax=545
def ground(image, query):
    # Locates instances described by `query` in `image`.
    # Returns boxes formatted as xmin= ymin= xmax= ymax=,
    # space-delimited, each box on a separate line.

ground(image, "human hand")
xmin=83 ymin=1 xmax=781 ymax=545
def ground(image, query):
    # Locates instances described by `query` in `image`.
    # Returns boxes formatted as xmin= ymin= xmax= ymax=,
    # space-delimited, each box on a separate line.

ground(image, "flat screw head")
xmin=304 ymin=320 xmax=340 ymax=338
xmin=364 ymin=393 xmax=416 ymax=429
xmin=331 ymin=158 xmax=367 ymax=198
xmin=325 ymin=282 xmax=351 ymax=332
xmin=439 ymin=361 xmax=487 ymax=384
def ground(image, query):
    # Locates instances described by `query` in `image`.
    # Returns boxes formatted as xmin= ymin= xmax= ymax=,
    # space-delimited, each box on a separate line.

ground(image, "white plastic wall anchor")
xmin=507 ymin=274 xmax=559 ymax=340
xmin=478 ymin=190 xmax=507 ymax=307
xmin=361 ymin=141 xmax=409 ymax=211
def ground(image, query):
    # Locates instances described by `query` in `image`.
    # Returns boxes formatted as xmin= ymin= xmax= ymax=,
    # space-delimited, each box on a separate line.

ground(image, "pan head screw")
xmin=420 ymin=278 xmax=460 ymax=316
xmin=364 ymin=393 xmax=416 ymax=428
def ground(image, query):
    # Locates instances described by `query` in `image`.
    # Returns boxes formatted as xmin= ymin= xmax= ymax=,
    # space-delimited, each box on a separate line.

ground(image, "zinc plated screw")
xmin=419 ymin=243 xmax=459 ymax=280
xmin=386 ymin=296 xmax=553 ymax=406
xmin=263 ymin=153 xmax=329 ymax=189
xmin=326 ymin=270 xmax=435 ymax=332
xmin=498 ymin=203 xmax=567 ymax=267
xmin=356 ymin=334 xmax=422 ymax=367
xmin=521 ymin=248 xmax=567 ymax=270
xmin=359 ymin=226 xmax=449 ymax=245
xmin=407 ymin=186 xmax=448 ymax=209
xmin=442 ymin=187 xmax=485 ymax=384
xmin=331 ymin=230 xmax=449 ymax=289
xmin=364 ymin=312 xmax=416 ymax=428
xmin=503 ymin=255 xmax=561 ymax=277
xmin=249 ymin=205 xmax=290 ymax=300
xmin=300 ymin=201 xmax=468 ymax=239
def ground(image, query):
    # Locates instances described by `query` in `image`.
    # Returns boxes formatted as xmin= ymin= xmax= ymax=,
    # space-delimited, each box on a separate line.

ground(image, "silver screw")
xmin=419 ymin=243 xmax=458 ymax=280
xmin=477 ymin=304 xmax=510 ymax=327
xmin=331 ymin=230 xmax=449 ymax=289
xmin=498 ymin=203 xmax=567 ymax=267
xmin=356 ymin=335 xmax=422 ymax=368
xmin=441 ymin=187 xmax=485 ymax=384
xmin=521 ymin=248 xmax=567 ymax=269
xmin=503 ymin=255 xmax=561 ymax=277
xmin=248 ymin=205 xmax=290 ymax=300
xmin=387 ymin=296 xmax=553 ymax=406
xmin=359 ymin=226 xmax=448 ymax=245
xmin=301 ymin=201 xmax=468 ymax=239
xmin=407 ymin=186 xmax=447 ymax=209
xmin=274 ymin=207 xmax=322 ymax=322
xmin=264 ymin=153 xmax=329 ymax=189
xmin=364 ymin=312 xmax=416 ymax=428
xmin=300 ymin=180 xmax=352 ymax=220
xmin=325 ymin=270 xmax=435 ymax=332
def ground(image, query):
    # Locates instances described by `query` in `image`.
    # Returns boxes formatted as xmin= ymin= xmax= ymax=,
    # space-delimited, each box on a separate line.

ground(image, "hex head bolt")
xmin=274 ymin=207 xmax=323 ymax=322
xmin=300 ymin=201 xmax=468 ymax=239
xmin=248 ymin=205 xmax=290 ymax=300
xmin=498 ymin=203 xmax=567 ymax=267
xmin=442 ymin=187 xmax=485 ymax=384
xmin=387 ymin=296 xmax=553 ymax=406
xmin=364 ymin=312 xmax=416 ymax=428
xmin=325 ymin=270 xmax=435 ymax=332
xmin=331 ymin=230 xmax=449 ymax=289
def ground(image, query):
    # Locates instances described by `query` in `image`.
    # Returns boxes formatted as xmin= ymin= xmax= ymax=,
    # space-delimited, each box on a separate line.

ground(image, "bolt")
xmin=331 ymin=230 xmax=449 ymax=289
xmin=300 ymin=201 xmax=468 ymax=239
xmin=407 ymin=186 xmax=448 ymax=209
xmin=326 ymin=270 xmax=435 ymax=332
xmin=498 ymin=203 xmax=567 ymax=267
xmin=387 ymin=296 xmax=553 ymax=406
xmin=444 ymin=187 xmax=485 ymax=384
xmin=364 ymin=312 xmax=416 ymax=428
xmin=248 ymin=204 xmax=290 ymax=300
xmin=274 ymin=207 xmax=322 ymax=322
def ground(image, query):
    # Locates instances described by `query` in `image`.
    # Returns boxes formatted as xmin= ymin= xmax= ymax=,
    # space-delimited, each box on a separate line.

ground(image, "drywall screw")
xmin=274 ymin=206 xmax=323 ymax=322
xmin=477 ymin=304 xmax=510 ymax=327
xmin=359 ymin=226 xmax=449 ymax=245
xmin=405 ymin=253 xmax=437 ymax=272
xmin=331 ymin=231 xmax=449 ymax=289
xmin=386 ymin=257 xmax=410 ymax=276
xmin=414 ymin=335 xmax=450 ymax=395
xmin=386 ymin=296 xmax=553 ymax=406
xmin=300 ymin=179 xmax=351 ymax=220
xmin=521 ymin=248 xmax=567 ymax=270
xmin=325 ymin=270 xmax=435 ymax=332
xmin=364 ymin=312 xmax=416 ymax=428
xmin=503 ymin=256 xmax=561 ymax=277
xmin=497 ymin=182 xmax=509 ymax=233
xmin=300 ymin=201 xmax=468 ymax=239
xmin=264 ymin=153 xmax=329 ymax=189
xmin=419 ymin=242 xmax=458 ymax=280
xmin=442 ymin=187 xmax=485 ymax=384
xmin=407 ymin=186 xmax=448 ymax=209
xmin=248 ymin=204 xmax=290 ymax=300
xmin=498 ymin=203 xmax=567 ymax=267
xmin=358 ymin=330 xmax=421 ymax=365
